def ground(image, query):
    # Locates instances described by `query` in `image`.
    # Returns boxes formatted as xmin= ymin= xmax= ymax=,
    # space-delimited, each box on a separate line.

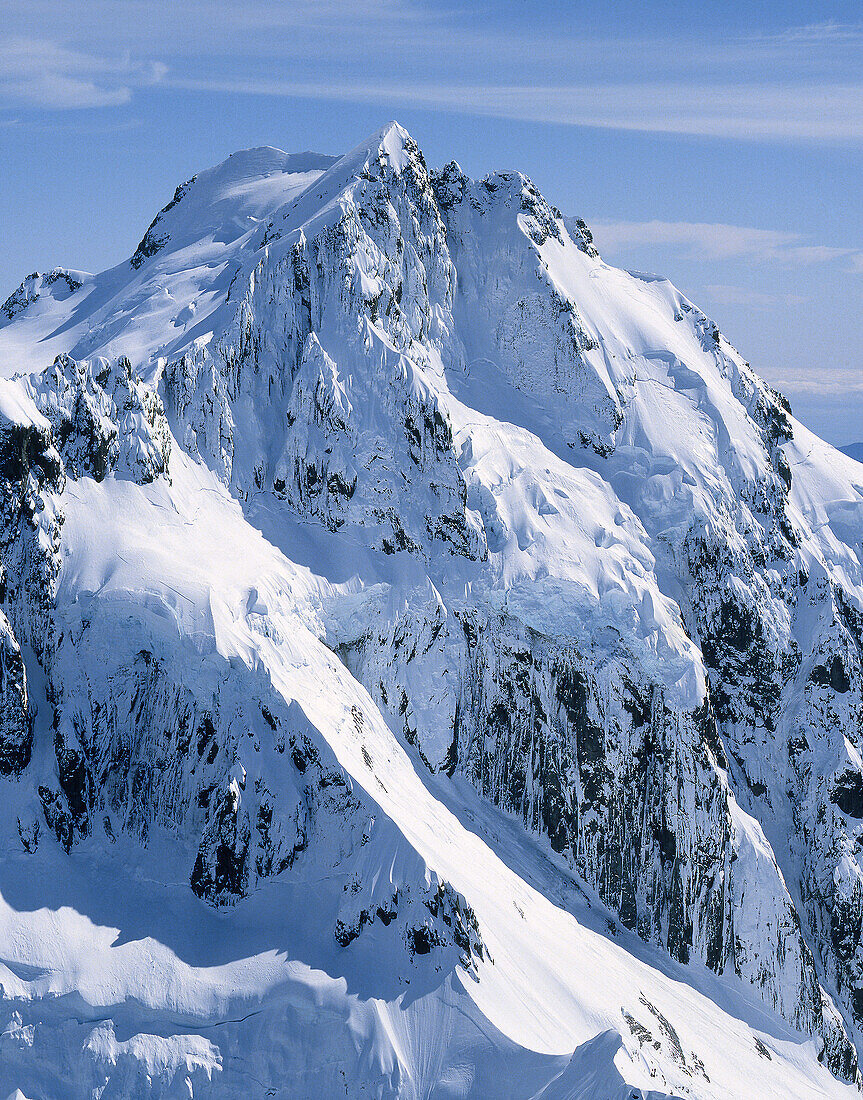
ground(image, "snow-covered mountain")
xmin=1 ymin=121 xmax=863 ymax=1098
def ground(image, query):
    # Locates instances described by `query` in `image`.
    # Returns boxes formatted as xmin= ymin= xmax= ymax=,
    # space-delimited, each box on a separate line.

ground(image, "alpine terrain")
xmin=1 ymin=121 xmax=863 ymax=1099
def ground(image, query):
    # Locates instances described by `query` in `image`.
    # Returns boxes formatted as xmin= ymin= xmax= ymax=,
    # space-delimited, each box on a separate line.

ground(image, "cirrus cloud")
xmin=159 ymin=77 xmax=863 ymax=142
xmin=764 ymin=366 xmax=863 ymax=396
xmin=587 ymin=219 xmax=862 ymax=271
xmin=0 ymin=37 xmax=165 ymax=110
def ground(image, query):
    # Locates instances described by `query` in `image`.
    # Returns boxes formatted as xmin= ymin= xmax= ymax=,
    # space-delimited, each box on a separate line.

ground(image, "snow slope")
xmin=0 ymin=122 xmax=862 ymax=1097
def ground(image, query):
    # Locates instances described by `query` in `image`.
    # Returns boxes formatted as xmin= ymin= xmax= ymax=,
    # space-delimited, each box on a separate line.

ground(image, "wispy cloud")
xmin=2 ymin=3 xmax=863 ymax=141
xmin=0 ymin=2 xmax=436 ymax=61
xmin=590 ymin=221 xmax=799 ymax=260
xmin=747 ymin=21 xmax=863 ymax=44
xmin=589 ymin=219 xmax=862 ymax=270
xmin=764 ymin=366 xmax=863 ymax=396
xmin=0 ymin=37 xmax=164 ymax=110
xmin=702 ymin=284 xmax=806 ymax=309
xmin=159 ymin=76 xmax=863 ymax=142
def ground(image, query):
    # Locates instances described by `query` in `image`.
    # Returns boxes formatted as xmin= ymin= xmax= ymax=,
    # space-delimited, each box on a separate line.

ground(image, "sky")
xmin=1 ymin=1 xmax=862 ymax=445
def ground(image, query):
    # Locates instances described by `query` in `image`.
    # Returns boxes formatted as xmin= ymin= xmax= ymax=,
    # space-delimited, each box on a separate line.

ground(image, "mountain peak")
xmin=128 ymin=145 xmax=339 ymax=269
xmin=128 ymin=125 xmax=421 ymax=274
xmin=342 ymin=119 xmax=421 ymax=176
xmin=375 ymin=119 xmax=415 ymax=165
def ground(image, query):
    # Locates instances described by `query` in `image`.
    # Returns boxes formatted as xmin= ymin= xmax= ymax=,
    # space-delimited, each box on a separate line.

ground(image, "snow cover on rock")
xmin=0 ymin=121 xmax=862 ymax=1097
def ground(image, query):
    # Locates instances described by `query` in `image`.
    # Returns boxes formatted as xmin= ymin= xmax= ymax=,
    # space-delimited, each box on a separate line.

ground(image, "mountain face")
xmin=0 ymin=123 xmax=863 ymax=1099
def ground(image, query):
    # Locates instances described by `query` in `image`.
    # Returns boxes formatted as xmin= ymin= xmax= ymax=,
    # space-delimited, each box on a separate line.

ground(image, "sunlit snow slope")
xmin=0 ymin=122 xmax=862 ymax=1098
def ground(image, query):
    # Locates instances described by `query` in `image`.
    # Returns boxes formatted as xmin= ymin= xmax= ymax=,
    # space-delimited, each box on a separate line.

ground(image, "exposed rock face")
xmin=0 ymin=385 xmax=63 ymax=677
xmin=130 ymin=177 xmax=198 ymax=269
xmin=0 ymin=614 xmax=31 ymax=775
xmin=435 ymin=164 xmax=620 ymax=455
xmin=0 ymin=122 xmax=862 ymax=1095
xmin=1 ymin=269 xmax=86 ymax=321
xmin=29 ymin=354 xmax=171 ymax=484
xmin=161 ymin=131 xmax=485 ymax=560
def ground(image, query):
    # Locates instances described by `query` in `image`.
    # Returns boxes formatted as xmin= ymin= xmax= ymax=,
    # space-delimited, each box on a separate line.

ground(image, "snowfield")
xmin=0 ymin=122 xmax=862 ymax=1098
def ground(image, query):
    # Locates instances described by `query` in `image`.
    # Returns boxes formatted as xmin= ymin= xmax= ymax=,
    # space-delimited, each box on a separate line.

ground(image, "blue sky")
xmin=1 ymin=1 xmax=862 ymax=444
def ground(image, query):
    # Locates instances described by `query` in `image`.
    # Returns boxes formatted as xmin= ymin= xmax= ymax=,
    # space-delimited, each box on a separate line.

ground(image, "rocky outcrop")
xmin=29 ymin=354 xmax=171 ymax=483
xmin=0 ymin=614 xmax=31 ymax=775
xmin=160 ymin=129 xmax=486 ymax=561
xmin=0 ymin=383 xmax=64 ymax=673
xmin=1 ymin=269 xmax=85 ymax=321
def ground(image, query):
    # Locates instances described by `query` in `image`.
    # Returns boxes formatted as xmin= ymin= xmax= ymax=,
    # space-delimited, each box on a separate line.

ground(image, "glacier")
xmin=0 ymin=121 xmax=862 ymax=1097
